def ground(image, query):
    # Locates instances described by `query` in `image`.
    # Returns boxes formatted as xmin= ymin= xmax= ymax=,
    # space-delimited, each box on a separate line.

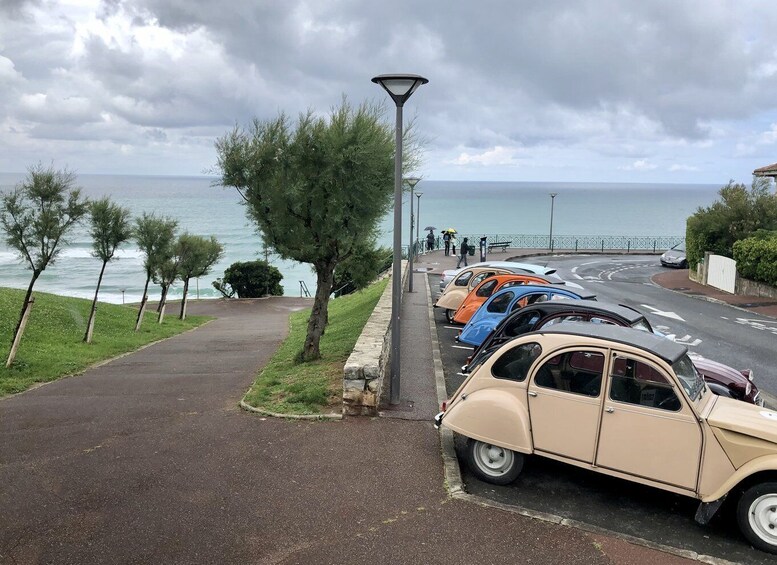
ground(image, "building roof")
xmin=753 ymin=162 xmax=777 ymax=176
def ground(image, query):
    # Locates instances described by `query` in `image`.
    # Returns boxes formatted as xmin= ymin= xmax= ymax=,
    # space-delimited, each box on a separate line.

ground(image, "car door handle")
xmin=605 ymin=407 xmax=614 ymax=413
xmin=528 ymin=391 xmax=538 ymax=397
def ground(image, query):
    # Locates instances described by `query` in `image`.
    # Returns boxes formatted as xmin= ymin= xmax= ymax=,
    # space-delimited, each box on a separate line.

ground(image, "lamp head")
xmin=371 ymin=74 xmax=429 ymax=107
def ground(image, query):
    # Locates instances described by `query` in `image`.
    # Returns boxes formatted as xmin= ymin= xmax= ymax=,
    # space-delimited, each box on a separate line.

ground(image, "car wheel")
xmin=466 ymin=438 xmax=524 ymax=485
xmin=680 ymin=260 xmax=688 ymax=269
xmin=736 ymin=482 xmax=777 ymax=554
xmin=446 ymin=309 xmax=456 ymax=323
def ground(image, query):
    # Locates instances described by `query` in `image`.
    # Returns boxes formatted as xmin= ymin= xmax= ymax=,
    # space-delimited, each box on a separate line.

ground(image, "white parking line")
xmin=452 ymin=345 xmax=473 ymax=350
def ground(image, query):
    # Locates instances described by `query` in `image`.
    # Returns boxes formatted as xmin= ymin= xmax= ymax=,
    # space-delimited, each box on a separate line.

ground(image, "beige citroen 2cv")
xmin=434 ymin=322 xmax=777 ymax=554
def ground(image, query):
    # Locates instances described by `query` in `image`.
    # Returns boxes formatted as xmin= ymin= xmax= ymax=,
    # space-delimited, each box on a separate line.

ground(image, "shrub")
xmin=733 ymin=234 xmax=777 ymax=286
xmin=215 ymin=260 xmax=283 ymax=298
xmin=332 ymin=246 xmax=392 ymax=297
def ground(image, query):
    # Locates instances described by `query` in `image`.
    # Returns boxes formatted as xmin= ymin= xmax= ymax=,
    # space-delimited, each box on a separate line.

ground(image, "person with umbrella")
xmin=426 ymin=228 xmax=435 ymax=252
xmin=442 ymin=230 xmax=451 ymax=256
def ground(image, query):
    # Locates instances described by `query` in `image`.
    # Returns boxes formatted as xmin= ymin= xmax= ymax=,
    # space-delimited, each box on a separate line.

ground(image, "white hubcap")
xmin=749 ymin=493 xmax=777 ymax=545
xmin=476 ymin=443 xmax=513 ymax=476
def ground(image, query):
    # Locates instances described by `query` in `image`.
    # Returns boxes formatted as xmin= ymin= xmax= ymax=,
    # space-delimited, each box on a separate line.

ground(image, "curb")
xmin=239 ymin=399 xmax=342 ymax=421
xmin=424 ymin=271 xmax=742 ymax=565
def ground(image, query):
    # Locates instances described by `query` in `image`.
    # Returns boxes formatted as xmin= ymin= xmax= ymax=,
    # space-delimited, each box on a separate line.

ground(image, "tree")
xmin=0 ymin=164 xmax=89 ymax=366
xmin=216 ymin=99 xmax=414 ymax=360
xmin=134 ymin=213 xmax=177 ymax=331
xmin=686 ymin=177 xmax=777 ymax=268
xmin=176 ymin=233 xmax=224 ymax=320
xmin=152 ymin=249 xmax=180 ymax=324
xmin=84 ymin=198 xmax=133 ymax=343
xmin=332 ymin=245 xmax=392 ymax=297
xmin=216 ymin=260 xmax=283 ymax=298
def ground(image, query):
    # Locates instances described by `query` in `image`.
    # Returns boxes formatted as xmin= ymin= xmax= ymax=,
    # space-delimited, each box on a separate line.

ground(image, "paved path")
xmin=1 ymin=290 xmax=698 ymax=564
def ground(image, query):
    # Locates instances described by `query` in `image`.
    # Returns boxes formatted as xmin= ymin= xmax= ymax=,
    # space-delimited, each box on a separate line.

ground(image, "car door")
xmin=595 ymin=352 xmax=702 ymax=491
xmin=527 ymin=348 xmax=607 ymax=463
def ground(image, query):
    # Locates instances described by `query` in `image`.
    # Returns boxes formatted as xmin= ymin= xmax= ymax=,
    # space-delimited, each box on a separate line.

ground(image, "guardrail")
xmin=411 ymin=234 xmax=683 ymax=255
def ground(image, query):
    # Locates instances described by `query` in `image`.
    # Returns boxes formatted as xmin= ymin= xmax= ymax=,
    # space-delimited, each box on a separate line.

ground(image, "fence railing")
xmin=411 ymin=234 xmax=682 ymax=255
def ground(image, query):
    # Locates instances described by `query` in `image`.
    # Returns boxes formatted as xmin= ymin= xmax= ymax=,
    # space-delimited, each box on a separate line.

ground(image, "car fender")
xmin=441 ymin=388 xmax=532 ymax=454
xmin=701 ymin=454 xmax=777 ymax=502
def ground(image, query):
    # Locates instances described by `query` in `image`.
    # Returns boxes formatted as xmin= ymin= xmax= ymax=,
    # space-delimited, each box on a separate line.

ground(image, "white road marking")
xmin=735 ymin=318 xmax=777 ymax=335
xmin=452 ymin=345 xmax=473 ymax=350
xmin=571 ymin=266 xmax=578 ymax=273
xmin=572 ymin=274 xmax=583 ymax=279
xmin=640 ymin=304 xmax=685 ymax=321
xmin=444 ymin=325 xmax=461 ymax=330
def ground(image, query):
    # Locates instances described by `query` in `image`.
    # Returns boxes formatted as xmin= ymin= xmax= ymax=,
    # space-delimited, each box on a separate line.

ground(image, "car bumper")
xmin=433 ymin=411 xmax=444 ymax=429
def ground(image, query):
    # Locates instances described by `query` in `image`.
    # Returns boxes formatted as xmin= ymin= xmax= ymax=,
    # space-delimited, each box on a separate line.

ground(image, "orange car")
xmin=451 ymin=274 xmax=553 ymax=325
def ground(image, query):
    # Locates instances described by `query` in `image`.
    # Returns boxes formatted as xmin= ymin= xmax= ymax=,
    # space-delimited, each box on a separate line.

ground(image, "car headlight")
xmin=746 ymin=382 xmax=752 ymax=395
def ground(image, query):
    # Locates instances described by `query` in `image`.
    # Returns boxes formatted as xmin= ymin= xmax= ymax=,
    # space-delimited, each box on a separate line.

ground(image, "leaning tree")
xmin=176 ymin=233 xmax=224 ymax=320
xmin=134 ymin=213 xmax=177 ymax=331
xmin=216 ymin=99 xmax=417 ymax=360
xmin=84 ymin=197 xmax=133 ymax=343
xmin=0 ymin=164 xmax=89 ymax=366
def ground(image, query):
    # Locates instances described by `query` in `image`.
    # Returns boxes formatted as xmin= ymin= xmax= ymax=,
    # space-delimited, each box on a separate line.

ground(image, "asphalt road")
xmin=430 ymin=256 xmax=777 ymax=565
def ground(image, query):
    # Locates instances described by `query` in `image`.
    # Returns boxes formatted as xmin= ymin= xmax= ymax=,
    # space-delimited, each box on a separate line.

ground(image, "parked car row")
xmin=434 ymin=322 xmax=777 ymax=554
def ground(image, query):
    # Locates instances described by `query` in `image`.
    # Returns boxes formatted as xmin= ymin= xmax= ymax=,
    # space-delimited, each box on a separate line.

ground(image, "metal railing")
xmin=411 ymin=234 xmax=683 ymax=255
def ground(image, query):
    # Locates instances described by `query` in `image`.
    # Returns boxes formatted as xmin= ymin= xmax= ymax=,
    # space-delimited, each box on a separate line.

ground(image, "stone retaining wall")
xmin=736 ymin=276 xmax=777 ymax=300
xmin=342 ymin=261 xmax=408 ymax=416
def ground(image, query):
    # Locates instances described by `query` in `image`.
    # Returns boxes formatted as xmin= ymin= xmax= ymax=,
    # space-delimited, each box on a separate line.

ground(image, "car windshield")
xmin=673 ymin=242 xmax=686 ymax=252
xmin=672 ymin=354 xmax=705 ymax=401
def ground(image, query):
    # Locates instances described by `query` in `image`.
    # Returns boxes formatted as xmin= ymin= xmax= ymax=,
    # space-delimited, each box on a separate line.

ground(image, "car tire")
xmin=466 ymin=438 xmax=524 ymax=485
xmin=680 ymin=260 xmax=688 ymax=269
xmin=446 ymin=309 xmax=456 ymax=323
xmin=736 ymin=481 xmax=777 ymax=554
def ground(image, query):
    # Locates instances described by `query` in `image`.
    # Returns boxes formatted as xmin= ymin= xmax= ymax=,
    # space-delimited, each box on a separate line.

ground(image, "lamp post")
xmin=415 ymin=192 xmax=423 ymax=253
xmin=549 ymin=192 xmax=558 ymax=250
xmin=405 ymin=177 xmax=421 ymax=293
xmin=372 ymin=73 xmax=428 ymax=406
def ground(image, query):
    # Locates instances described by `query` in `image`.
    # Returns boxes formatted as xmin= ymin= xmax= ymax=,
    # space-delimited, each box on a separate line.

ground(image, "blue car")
xmin=457 ymin=284 xmax=596 ymax=347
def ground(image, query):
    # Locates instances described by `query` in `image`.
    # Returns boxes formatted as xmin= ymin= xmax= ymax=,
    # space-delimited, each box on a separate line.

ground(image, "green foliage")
xmin=216 ymin=98 xmax=419 ymax=360
xmin=221 ymin=260 xmax=283 ymax=298
xmin=733 ymin=234 xmax=777 ymax=286
xmin=134 ymin=212 xmax=178 ymax=281
xmin=0 ymin=288 xmax=208 ymax=396
xmin=242 ymin=277 xmax=388 ymax=414
xmin=333 ymin=245 xmax=392 ymax=297
xmin=686 ymin=177 xmax=777 ymax=268
xmin=0 ymin=164 xmax=89 ymax=274
xmin=88 ymin=197 xmax=134 ymax=263
xmin=177 ymin=233 xmax=224 ymax=282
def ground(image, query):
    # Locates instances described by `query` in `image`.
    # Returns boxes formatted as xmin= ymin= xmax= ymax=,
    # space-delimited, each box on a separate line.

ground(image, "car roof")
xmin=489 ymin=284 xmax=596 ymax=300
xmin=445 ymin=261 xmax=557 ymax=276
xmin=537 ymin=321 xmax=687 ymax=364
xmin=512 ymin=301 xmax=646 ymax=324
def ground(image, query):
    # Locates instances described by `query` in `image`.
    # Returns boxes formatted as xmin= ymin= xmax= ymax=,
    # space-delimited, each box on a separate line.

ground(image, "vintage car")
xmin=456 ymin=285 xmax=596 ymax=347
xmin=462 ymin=301 xmax=762 ymax=405
xmin=437 ymin=273 xmax=555 ymax=323
xmin=438 ymin=261 xmax=559 ymax=292
xmin=435 ymin=322 xmax=777 ymax=554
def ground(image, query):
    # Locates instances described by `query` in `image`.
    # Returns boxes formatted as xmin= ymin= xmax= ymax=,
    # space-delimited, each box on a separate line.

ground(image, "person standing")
xmin=451 ymin=234 xmax=457 ymax=256
xmin=426 ymin=230 xmax=435 ymax=252
xmin=443 ymin=231 xmax=451 ymax=256
xmin=457 ymin=237 xmax=469 ymax=268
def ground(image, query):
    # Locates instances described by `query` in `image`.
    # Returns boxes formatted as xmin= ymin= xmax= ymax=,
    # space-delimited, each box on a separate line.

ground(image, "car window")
xmin=674 ymin=242 xmax=686 ymax=252
xmin=454 ymin=271 xmax=473 ymax=286
xmin=510 ymin=292 xmax=547 ymax=312
xmin=609 ymin=355 xmax=681 ymax=411
xmin=487 ymin=291 xmax=515 ymax=313
xmin=590 ymin=316 xmax=617 ymax=326
xmin=672 ymin=354 xmax=705 ymax=401
xmin=470 ymin=272 xmax=494 ymax=289
xmin=629 ymin=319 xmax=653 ymax=333
xmin=541 ymin=314 xmax=585 ymax=327
xmin=476 ymin=279 xmax=499 ymax=297
xmin=501 ymin=280 xmax=529 ymax=289
xmin=534 ymin=350 xmax=604 ymax=397
xmin=501 ymin=311 xmax=542 ymax=337
xmin=549 ymin=293 xmax=573 ymax=301
xmin=492 ymin=342 xmax=542 ymax=381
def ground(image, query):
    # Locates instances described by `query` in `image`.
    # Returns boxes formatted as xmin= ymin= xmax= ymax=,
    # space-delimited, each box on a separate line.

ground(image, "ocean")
xmin=0 ymin=174 xmax=723 ymax=303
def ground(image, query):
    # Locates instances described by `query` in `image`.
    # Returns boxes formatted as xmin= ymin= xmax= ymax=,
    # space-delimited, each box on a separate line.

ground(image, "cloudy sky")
xmin=2 ymin=0 xmax=777 ymax=184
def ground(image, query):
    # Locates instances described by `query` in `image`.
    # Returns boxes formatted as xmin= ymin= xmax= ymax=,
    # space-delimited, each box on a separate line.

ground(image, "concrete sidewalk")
xmin=0 ymin=274 xmax=704 ymax=564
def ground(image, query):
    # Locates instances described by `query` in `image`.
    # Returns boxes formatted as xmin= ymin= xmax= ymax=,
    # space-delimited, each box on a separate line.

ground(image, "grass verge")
xmin=0 ymin=288 xmax=210 ymax=396
xmin=242 ymin=277 xmax=388 ymax=415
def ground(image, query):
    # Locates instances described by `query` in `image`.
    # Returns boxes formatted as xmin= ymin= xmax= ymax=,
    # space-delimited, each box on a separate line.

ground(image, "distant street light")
xmin=549 ymin=192 xmax=558 ymax=250
xmin=372 ymin=73 xmax=428 ymax=406
xmin=405 ymin=177 xmax=421 ymax=292
xmin=415 ymin=192 xmax=423 ymax=252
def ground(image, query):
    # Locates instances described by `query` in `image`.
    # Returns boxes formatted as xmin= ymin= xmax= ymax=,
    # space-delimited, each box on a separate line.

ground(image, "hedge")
xmin=733 ymin=236 xmax=777 ymax=286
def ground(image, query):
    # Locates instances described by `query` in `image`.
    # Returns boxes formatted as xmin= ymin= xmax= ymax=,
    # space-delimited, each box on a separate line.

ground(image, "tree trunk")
xmin=157 ymin=285 xmax=169 ymax=324
xmin=301 ymin=263 xmax=335 ymax=361
xmin=6 ymin=295 xmax=35 ymax=368
xmin=179 ymin=278 xmax=190 ymax=320
xmin=135 ymin=276 xmax=151 ymax=332
xmin=84 ymin=260 xmax=107 ymax=343
xmin=11 ymin=271 xmax=40 ymax=346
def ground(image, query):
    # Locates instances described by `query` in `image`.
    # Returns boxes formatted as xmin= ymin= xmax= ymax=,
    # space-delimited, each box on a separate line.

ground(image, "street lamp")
xmin=372 ymin=73 xmax=428 ymax=406
xmin=405 ymin=176 xmax=421 ymax=293
xmin=415 ymin=192 xmax=423 ymax=252
xmin=549 ymin=192 xmax=558 ymax=250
